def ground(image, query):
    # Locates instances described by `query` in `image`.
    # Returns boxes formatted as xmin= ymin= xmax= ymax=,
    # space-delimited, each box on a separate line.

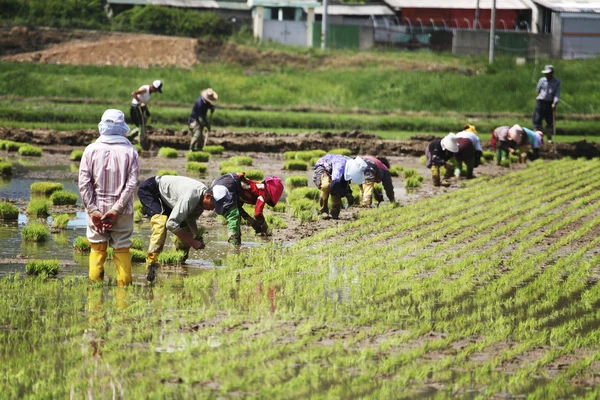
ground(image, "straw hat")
xmin=201 ymin=88 xmax=219 ymax=103
xmin=508 ymin=124 xmax=524 ymax=144
xmin=344 ymin=157 xmax=368 ymax=185
xmin=441 ymin=133 xmax=459 ymax=153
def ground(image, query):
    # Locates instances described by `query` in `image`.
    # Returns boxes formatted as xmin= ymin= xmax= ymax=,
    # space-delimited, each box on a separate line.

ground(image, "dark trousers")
xmin=532 ymin=100 xmax=554 ymax=140
xmin=138 ymin=177 xmax=171 ymax=217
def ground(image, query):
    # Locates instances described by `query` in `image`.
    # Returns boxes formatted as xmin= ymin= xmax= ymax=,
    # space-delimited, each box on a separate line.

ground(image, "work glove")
xmin=191 ymin=237 xmax=205 ymax=250
xmin=251 ymin=219 xmax=264 ymax=234
xmin=101 ymin=210 xmax=118 ymax=230
xmin=90 ymin=211 xmax=104 ymax=233
xmin=373 ymin=191 xmax=384 ymax=205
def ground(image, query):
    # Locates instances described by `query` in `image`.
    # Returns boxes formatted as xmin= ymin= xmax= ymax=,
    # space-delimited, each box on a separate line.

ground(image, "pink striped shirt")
xmin=78 ymin=142 xmax=139 ymax=215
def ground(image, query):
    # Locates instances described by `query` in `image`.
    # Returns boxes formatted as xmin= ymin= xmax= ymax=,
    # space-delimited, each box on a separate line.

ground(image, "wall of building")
xmin=452 ymin=30 xmax=555 ymax=57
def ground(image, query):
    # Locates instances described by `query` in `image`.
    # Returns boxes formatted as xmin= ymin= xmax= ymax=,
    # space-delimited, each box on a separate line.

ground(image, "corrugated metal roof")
xmin=384 ymin=0 xmax=530 ymax=10
xmin=531 ymin=0 xmax=600 ymax=12
xmin=315 ymin=5 xmax=395 ymax=16
xmin=107 ymin=0 xmax=250 ymax=10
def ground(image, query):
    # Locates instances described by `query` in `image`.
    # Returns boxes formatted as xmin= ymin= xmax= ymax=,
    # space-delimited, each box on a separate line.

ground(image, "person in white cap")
xmin=137 ymin=175 xmax=214 ymax=282
xmin=78 ymin=109 xmax=139 ymax=286
xmin=313 ymin=154 xmax=367 ymax=220
xmin=533 ymin=65 xmax=560 ymax=143
xmin=129 ymin=79 xmax=163 ymax=150
xmin=425 ymin=133 xmax=458 ymax=187
xmin=189 ymin=88 xmax=218 ymax=151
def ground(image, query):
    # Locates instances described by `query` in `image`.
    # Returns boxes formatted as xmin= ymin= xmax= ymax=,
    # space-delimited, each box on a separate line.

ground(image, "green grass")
xmin=49 ymin=190 xmax=78 ymax=205
xmin=0 ymin=202 xmax=18 ymax=219
xmin=70 ymin=150 xmax=84 ymax=161
xmin=30 ymin=182 xmax=64 ymax=195
xmin=17 ymin=145 xmax=42 ymax=157
xmin=229 ymin=155 xmax=253 ymax=166
xmin=0 ymin=162 xmax=12 ymax=176
xmin=157 ymin=169 xmax=178 ymax=176
xmin=158 ymin=147 xmax=178 ymax=158
xmin=186 ymin=151 xmax=210 ymax=162
xmin=283 ymin=160 xmax=308 ymax=171
xmin=202 ymin=145 xmax=225 ymax=154
xmin=185 ymin=162 xmax=208 ymax=173
xmin=73 ymin=236 xmax=91 ymax=253
xmin=51 ymin=214 xmax=71 ymax=229
xmin=25 ymin=259 xmax=59 ymax=276
xmin=20 ymin=222 xmax=50 ymax=242
xmin=26 ymin=199 xmax=50 ymax=217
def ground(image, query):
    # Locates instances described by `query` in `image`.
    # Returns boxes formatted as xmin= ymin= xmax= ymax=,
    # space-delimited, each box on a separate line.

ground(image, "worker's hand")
xmin=552 ymin=103 xmax=556 ymax=110
xmin=145 ymin=109 xmax=151 ymax=118
xmin=140 ymin=103 xmax=146 ymax=108
xmin=101 ymin=211 xmax=118 ymax=230
xmin=90 ymin=211 xmax=104 ymax=233
xmin=251 ymin=219 xmax=263 ymax=234
xmin=191 ymin=238 xmax=205 ymax=250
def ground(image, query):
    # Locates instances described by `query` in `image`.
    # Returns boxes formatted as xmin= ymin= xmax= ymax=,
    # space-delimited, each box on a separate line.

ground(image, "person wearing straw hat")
xmin=78 ymin=109 xmax=139 ymax=287
xmin=533 ymin=65 xmax=560 ymax=143
xmin=189 ymin=88 xmax=218 ymax=151
xmin=313 ymin=155 xmax=367 ymax=220
xmin=137 ymin=175 xmax=215 ymax=282
xmin=129 ymin=80 xmax=163 ymax=150
xmin=425 ymin=133 xmax=459 ymax=187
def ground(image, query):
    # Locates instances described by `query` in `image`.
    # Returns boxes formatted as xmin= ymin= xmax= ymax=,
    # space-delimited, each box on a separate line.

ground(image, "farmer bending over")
xmin=456 ymin=124 xmax=483 ymax=168
xmin=238 ymin=174 xmax=284 ymax=236
xmin=425 ymin=133 xmax=458 ymax=187
xmin=357 ymin=155 xmax=395 ymax=207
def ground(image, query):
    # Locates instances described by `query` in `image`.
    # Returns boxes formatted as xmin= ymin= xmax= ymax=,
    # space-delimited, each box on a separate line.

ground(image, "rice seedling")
xmin=329 ymin=148 xmax=352 ymax=156
xmin=26 ymin=199 xmax=50 ymax=217
xmin=405 ymin=177 xmax=423 ymax=188
xmin=30 ymin=182 xmax=63 ymax=195
xmin=157 ymin=169 xmax=178 ymax=176
xmin=69 ymin=149 xmax=84 ymax=161
xmin=402 ymin=168 xmax=420 ymax=179
xmin=285 ymin=175 xmax=308 ymax=190
xmin=0 ymin=161 xmax=12 ymax=176
xmin=287 ymin=187 xmax=320 ymax=203
xmin=73 ymin=236 xmax=91 ymax=252
xmin=18 ymin=145 xmax=42 ymax=157
xmin=202 ymin=145 xmax=225 ymax=154
xmin=265 ymin=214 xmax=287 ymax=229
xmin=283 ymin=160 xmax=308 ymax=171
xmin=134 ymin=200 xmax=143 ymax=212
xmin=244 ymin=170 xmax=264 ymax=180
xmin=186 ymin=151 xmax=210 ymax=162
xmin=20 ymin=222 xmax=50 ymax=242
xmin=25 ymin=259 xmax=59 ymax=276
xmin=134 ymin=210 xmax=143 ymax=222
xmin=158 ymin=249 xmax=187 ymax=265
xmin=1 ymin=140 xmax=24 ymax=151
xmin=131 ymin=237 xmax=145 ymax=250
xmin=229 ymin=155 xmax=253 ymax=166
xmin=482 ymin=151 xmax=495 ymax=161
xmin=267 ymin=202 xmax=287 ymax=213
xmin=133 ymin=144 xmax=142 ymax=153
xmin=500 ymin=159 xmax=511 ymax=168
xmin=49 ymin=190 xmax=78 ymax=205
xmin=130 ymin=248 xmax=146 ymax=262
xmin=509 ymin=154 xmax=519 ymax=163
xmin=309 ymin=156 xmax=320 ymax=166
xmin=0 ymin=201 xmax=18 ymax=219
xmin=158 ymin=147 xmax=178 ymax=158
xmin=389 ymin=165 xmax=403 ymax=177
xmin=185 ymin=162 xmax=208 ymax=173
xmin=294 ymin=150 xmax=326 ymax=162
xmin=51 ymin=214 xmax=70 ymax=230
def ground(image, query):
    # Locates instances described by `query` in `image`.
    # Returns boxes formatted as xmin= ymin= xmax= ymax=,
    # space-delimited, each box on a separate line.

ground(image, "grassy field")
xmin=2 ymin=158 xmax=600 ymax=397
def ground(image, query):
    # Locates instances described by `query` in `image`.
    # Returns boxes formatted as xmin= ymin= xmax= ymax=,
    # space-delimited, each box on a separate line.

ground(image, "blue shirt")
xmin=190 ymin=96 xmax=215 ymax=122
xmin=314 ymin=154 xmax=350 ymax=183
xmin=536 ymin=76 xmax=560 ymax=104
xmin=523 ymin=128 xmax=540 ymax=149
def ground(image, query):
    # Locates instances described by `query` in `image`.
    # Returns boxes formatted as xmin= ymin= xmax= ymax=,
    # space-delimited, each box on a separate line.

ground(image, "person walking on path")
xmin=78 ymin=109 xmax=139 ymax=287
xmin=137 ymin=175 xmax=214 ymax=282
xmin=129 ymin=80 xmax=163 ymax=150
xmin=357 ymin=156 xmax=396 ymax=207
xmin=533 ymin=65 xmax=560 ymax=143
xmin=189 ymin=88 xmax=218 ymax=151
xmin=425 ymin=133 xmax=458 ymax=187
xmin=238 ymin=174 xmax=284 ymax=236
xmin=313 ymin=155 xmax=367 ymax=220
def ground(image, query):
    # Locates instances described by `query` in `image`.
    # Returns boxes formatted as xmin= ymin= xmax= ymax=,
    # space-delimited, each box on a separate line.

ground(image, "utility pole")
xmin=321 ymin=0 xmax=328 ymax=49
xmin=474 ymin=0 xmax=480 ymax=29
xmin=488 ymin=0 xmax=496 ymax=63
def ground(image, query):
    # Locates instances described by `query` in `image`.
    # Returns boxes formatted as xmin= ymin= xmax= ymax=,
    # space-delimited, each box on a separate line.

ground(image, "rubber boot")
xmin=116 ymin=287 xmax=129 ymax=310
xmin=360 ymin=182 xmax=374 ymax=207
xmin=89 ymin=242 xmax=107 ymax=282
xmin=431 ymin=166 xmax=441 ymax=187
xmin=113 ymin=247 xmax=132 ymax=287
xmin=319 ymin=174 xmax=331 ymax=218
xmin=519 ymin=152 xmax=528 ymax=164
xmin=330 ymin=195 xmax=342 ymax=219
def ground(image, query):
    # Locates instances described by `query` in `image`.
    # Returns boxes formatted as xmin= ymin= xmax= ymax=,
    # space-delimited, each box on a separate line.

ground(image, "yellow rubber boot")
xmin=113 ymin=247 xmax=132 ymax=287
xmin=89 ymin=242 xmax=107 ymax=282
xmin=319 ymin=174 xmax=331 ymax=214
xmin=431 ymin=166 xmax=441 ymax=186
xmin=361 ymin=182 xmax=374 ymax=207
xmin=147 ymin=214 xmax=168 ymax=266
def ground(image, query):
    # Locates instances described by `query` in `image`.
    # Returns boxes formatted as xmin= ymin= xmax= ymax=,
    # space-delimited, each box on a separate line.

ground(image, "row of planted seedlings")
xmin=3 ymin=159 xmax=599 ymax=397
xmin=0 ymin=140 xmax=46 ymax=177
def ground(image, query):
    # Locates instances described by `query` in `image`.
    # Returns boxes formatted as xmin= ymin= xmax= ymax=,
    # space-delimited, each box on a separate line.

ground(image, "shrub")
xmin=186 ymin=162 xmax=208 ymax=173
xmin=186 ymin=151 xmax=210 ymax=162
xmin=158 ymin=147 xmax=178 ymax=158
xmin=158 ymin=169 xmax=178 ymax=176
xmin=288 ymin=187 xmax=320 ymax=203
xmin=405 ymin=177 xmax=422 ymax=188
xmin=245 ymin=170 xmax=264 ymax=180
xmin=131 ymin=248 xmax=146 ymax=262
xmin=389 ymin=166 xmax=403 ymax=177
xmin=285 ymin=176 xmax=308 ymax=190
xmin=73 ymin=236 xmax=91 ymax=253
xmin=25 ymin=260 xmax=59 ymax=276
xmin=50 ymin=190 xmax=78 ymax=205
xmin=30 ymin=182 xmax=63 ymax=195
xmin=21 ymin=223 xmax=50 ymax=242
xmin=51 ymin=214 xmax=71 ymax=230
xmin=26 ymin=199 xmax=50 ymax=217
xmin=202 ymin=145 xmax=224 ymax=154
xmin=0 ymin=202 xmax=18 ymax=219
xmin=0 ymin=162 xmax=12 ymax=176
xmin=131 ymin=237 xmax=145 ymax=250
xmin=229 ymin=156 xmax=253 ymax=166
xmin=70 ymin=150 xmax=84 ymax=161
xmin=284 ymin=160 xmax=308 ymax=171
xmin=329 ymin=148 xmax=352 ymax=156
xmin=18 ymin=145 xmax=42 ymax=157
xmin=158 ymin=250 xmax=187 ymax=265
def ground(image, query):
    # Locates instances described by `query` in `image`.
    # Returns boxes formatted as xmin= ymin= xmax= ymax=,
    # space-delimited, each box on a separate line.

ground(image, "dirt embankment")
xmin=1 ymin=127 xmax=599 ymax=159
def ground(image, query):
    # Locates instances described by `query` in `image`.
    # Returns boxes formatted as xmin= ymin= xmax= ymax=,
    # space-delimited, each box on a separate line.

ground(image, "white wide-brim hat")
xmin=508 ymin=124 xmax=524 ymax=144
xmin=441 ymin=133 xmax=459 ymax=153
xmin=344 ymin=156 xmax=367 ymax=185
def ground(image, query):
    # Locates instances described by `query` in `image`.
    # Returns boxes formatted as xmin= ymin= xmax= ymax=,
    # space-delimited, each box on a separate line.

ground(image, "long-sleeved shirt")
xmin=313 ymin=154 xmax=350 ymax=183
xmin=523 ymin=127 xmax=540 ymax=149
xmin=536 ymin=76 xmax=560 ymax=104
xmin=211 ymin=173 xmax=243 ymax=237
xmin=79 ymin=141 xmax=139 ymax=215
xmin=155 ymin=176 xmax=208 ymax=233
xmin=239 ymin=177 xmax=268 ymax=218
xmin=190 ymin=96 xmax=215 ymax=123
xmin=361 ymin=156 xmax=395 ymax=202
xmin=425 ymin=139 xmax=453 ymax=168
xmin=456 ymin=130 xmax=482 ymax=151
